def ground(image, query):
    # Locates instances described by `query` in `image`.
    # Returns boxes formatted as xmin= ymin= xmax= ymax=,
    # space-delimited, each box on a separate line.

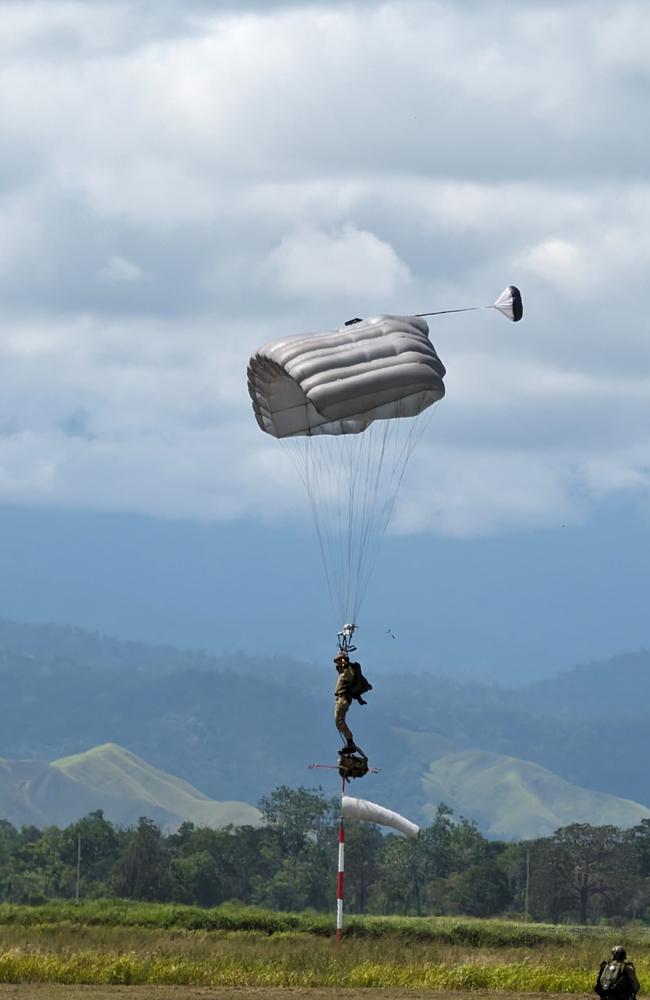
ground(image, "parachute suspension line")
xmin=281 ymin=402 xmax=439 ymax=626
xmin=352 ymin=419 xmax=394 ymax=619
xmin=282 ymin=435 xmax=337 ymax=615
xmin=353 ymin=404 xmax=437 ymax=619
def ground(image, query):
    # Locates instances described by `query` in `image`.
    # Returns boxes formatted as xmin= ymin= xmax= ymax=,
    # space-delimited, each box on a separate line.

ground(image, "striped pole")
xmin=336 ymin=814 xmax=345 ymax=945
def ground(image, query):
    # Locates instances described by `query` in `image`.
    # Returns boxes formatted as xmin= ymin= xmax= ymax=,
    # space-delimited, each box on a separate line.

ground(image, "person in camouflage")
xmin=334 ymin=652 xmax=358 ymax=753
xmin=595 ymin=946 xmax=640 ymax=1000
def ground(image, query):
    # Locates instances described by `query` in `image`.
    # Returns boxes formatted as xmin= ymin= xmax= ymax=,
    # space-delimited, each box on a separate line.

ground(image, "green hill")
xmin=420 ymin=749 xmax=650 ymax=839
xmin=0 ymin=744 xmax=260 ymax=831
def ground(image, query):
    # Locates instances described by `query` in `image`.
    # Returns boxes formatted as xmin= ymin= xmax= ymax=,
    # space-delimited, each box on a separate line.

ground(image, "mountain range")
xmin=0 ymin=742 xmax=260 ymax=831
xmin=1 ymin=616 xmax=649 ymax=839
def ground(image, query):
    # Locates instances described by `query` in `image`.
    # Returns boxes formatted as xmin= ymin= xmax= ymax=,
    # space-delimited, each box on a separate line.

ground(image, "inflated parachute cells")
xmin=247 ymin=315 xmax=446 ymax=439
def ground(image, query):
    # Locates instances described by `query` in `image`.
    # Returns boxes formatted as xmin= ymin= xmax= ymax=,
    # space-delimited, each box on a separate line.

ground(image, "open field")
xmin=0 ymin=989 xmax=593 ymax=1000
xmin=1 ymin=904 xmax=649 ymax=991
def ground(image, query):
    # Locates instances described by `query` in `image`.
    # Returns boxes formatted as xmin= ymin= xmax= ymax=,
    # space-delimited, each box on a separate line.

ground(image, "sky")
xmin=1 ymin=0 xmax=649 ymax=684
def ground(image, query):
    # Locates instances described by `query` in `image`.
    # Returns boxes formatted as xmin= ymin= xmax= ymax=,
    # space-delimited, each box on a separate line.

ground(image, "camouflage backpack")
xmin=598 ymin=962 xmax=627 ymax=997
xmin=338 ymin=753 xmax=369 ymax=780
xmin=348 ymin=662 xmax=372 ymax=702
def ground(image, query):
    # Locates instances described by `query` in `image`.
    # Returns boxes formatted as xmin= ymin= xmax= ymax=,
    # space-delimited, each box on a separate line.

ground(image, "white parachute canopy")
xmin=342 ymin=795 xmax=420 ymax=839
xmin=247 ymin=315 xmax=445 ymax=623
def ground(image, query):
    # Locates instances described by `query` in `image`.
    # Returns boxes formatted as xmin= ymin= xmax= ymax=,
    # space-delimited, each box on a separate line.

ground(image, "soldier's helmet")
xmin=611 ymin=946 xmax=627 ymax=960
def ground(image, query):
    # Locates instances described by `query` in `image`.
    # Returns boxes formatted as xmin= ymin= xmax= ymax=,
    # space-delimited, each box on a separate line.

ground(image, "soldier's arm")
xmin=626 ymin=963 xmax=640 ymax=995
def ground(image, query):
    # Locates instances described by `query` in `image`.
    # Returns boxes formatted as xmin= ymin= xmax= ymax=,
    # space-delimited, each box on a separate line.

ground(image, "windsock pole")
xmin=336 ymin=776 xmax=345 ymax=946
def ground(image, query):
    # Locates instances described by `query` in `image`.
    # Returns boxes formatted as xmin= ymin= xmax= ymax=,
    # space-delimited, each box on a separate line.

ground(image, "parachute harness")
xmin=337 ymin=623 xmax=357 ymax=654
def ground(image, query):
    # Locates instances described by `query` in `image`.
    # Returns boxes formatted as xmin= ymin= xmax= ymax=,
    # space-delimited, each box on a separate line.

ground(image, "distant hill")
xmin=419 ymin=749 xmax=650 ymax=839
xmin=0 ymin=743 xmax=260 ymax=831
xmin=2 ymin=615 xmax=650 ymax=837
xmin=519 ymin=650 xmax=650 ymax=718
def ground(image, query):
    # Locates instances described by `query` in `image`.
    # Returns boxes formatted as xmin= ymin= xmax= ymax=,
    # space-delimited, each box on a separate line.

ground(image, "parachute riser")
xmin=337 ymin=623 xmax=357 ymax=654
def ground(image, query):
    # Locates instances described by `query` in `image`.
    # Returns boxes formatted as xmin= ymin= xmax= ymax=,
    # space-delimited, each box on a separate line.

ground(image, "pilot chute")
xmin=493 ymin=285 xmax=523 ymax=322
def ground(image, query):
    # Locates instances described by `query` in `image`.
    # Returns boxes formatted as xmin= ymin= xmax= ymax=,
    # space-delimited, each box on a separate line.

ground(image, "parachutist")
xmin=334 ymin=652 xmax=373 ymax=752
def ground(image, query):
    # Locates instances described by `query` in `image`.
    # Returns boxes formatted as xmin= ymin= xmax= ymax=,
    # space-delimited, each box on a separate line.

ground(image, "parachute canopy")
xmin=247 ymin=315 xmax=446 ymax=439
xmin=342 ymin=795 xmax=420 ymax=839
xmin=493 ymin=285 xmax=523 ymax=322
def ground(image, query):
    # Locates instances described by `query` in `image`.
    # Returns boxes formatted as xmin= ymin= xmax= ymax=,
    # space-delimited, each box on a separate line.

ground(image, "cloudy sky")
xmin=1 ymin=0 xmax=649 ymax=681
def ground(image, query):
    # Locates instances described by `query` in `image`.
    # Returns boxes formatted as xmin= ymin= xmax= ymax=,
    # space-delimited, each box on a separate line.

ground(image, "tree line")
xmin=2 ymin=786 xmax=650 ymax=924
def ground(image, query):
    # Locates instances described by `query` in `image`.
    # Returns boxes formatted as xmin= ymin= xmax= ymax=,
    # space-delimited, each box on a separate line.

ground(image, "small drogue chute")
xmin=417 ymin=285 xmax=523 ymax=322
xmin=493 ymin=285 xmax=523 ymax=322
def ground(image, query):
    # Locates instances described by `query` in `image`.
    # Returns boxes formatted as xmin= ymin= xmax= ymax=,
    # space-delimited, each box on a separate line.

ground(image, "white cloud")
xmin=517 ymin=239 xmax=589 ymax=294
xmin=265 ymin=225 xmax=410 ymax=298
xmin=0 ymin=0 xmax=649 ymax=538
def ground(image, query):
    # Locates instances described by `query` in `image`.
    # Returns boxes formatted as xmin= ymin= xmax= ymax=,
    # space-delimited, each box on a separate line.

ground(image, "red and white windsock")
xmin=341 ymin=795 xmax=420 ymax=839
xmin=336 ymin=817 xmax=345 ymax=943
xmin=335 ymin=795 xmax=419 ymax=945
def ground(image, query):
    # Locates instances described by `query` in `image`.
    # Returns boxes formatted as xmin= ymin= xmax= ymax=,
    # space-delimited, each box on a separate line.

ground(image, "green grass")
xmin=0 ymin=940 xmax=646 ymax=990
xmin=0 ymin=900 xmax=639 ymax=945
xmin=2 ymin=903 xmax=650 ymax=990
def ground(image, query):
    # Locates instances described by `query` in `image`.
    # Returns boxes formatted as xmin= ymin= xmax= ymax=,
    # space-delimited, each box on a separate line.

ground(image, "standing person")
xmin=334 ymin=652 xmax=358 ymax=754
xmin=595 ymin=947 xmax=640 ymax=1000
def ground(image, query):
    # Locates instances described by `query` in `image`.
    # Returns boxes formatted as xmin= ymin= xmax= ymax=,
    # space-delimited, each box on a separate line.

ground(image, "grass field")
xmin=0 ymin=989 xmax=596 ymax=1000
xmin=1 ymin=903 xmax=649 ymax=991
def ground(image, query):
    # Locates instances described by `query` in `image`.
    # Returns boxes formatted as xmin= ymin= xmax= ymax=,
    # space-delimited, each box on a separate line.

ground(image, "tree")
xmin=113 ymin=818 xmax=171 ymax=901
xmin=170 ymin=850 xmax=222 ymax=906
xmin=549 ymin=824 xmax=631 ymax=924
xmin=258 ymin=786 xmax=331 ymax=862
xmin=343 ymin=822 xmax=383 ymax=914
xmin=61 ymin=810 xmax=120 ymax=897
xmin=449 ymin=857 xmax=513 ymax=917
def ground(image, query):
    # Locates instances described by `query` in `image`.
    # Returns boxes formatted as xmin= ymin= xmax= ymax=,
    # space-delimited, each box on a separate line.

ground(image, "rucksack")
xmin=338 ymin=752 xmax=369 ymax=780
xmin=349 ymin=662 xmax=372 ymax=702
xmin=598 ymin=962 xmax=627 ymax=997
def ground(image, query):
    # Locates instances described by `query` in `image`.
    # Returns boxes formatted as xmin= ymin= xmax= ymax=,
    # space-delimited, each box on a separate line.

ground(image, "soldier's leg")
xmin=334 ymin=696 xmax=354 ymax=743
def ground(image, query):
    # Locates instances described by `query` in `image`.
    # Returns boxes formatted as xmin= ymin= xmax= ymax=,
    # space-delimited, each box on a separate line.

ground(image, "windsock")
xmin=341 ymin=795 xmax=420 ymax=839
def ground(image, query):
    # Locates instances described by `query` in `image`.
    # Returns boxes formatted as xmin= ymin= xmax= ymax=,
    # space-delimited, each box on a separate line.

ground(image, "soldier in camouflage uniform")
xmin=595 ymin=946 xmax=640 ymax=1000
xmin=334 ymin=652 xmax=358 ymax=753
